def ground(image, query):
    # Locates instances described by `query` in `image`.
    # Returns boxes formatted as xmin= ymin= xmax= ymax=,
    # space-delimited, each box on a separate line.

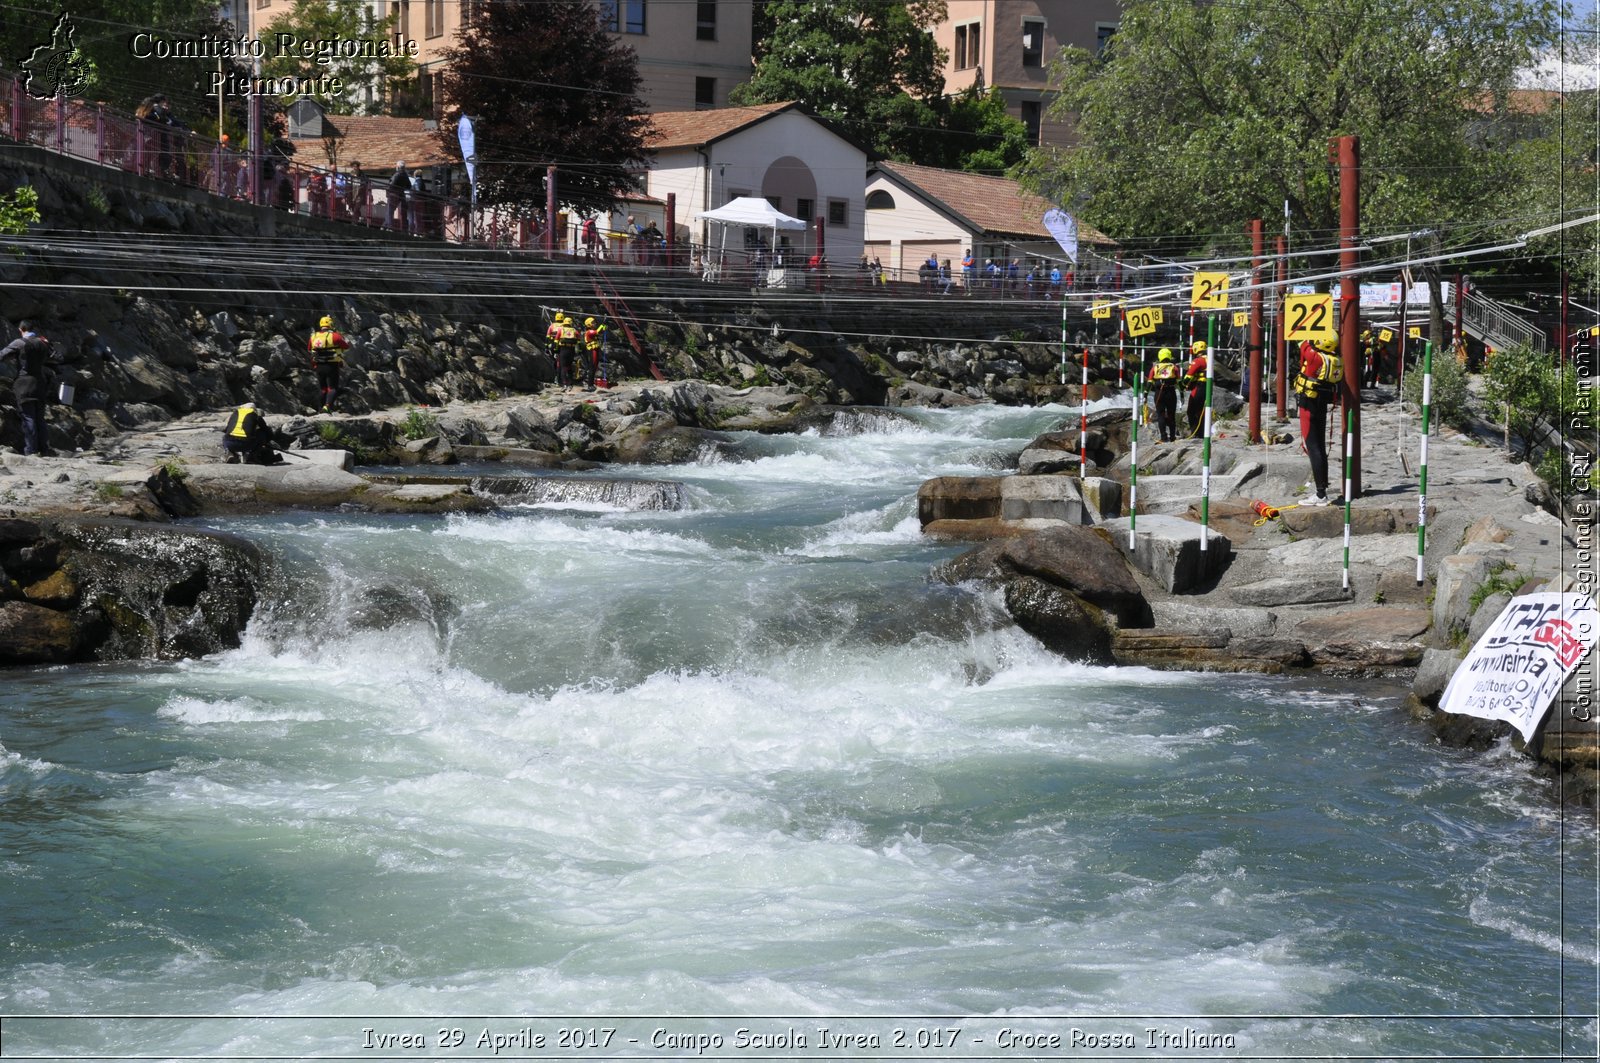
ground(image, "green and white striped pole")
xmin=1343 ymin=407 xmax=1354 ymax=592
xmin=1417 ymin=340 xmax=1433 ymax=585
xmin=1200 ymin=315 xmax=1216 ymax=551
xmin=1059 ymin=295 xmax=1068 ymax=388
xmin=1129 ymin=340 xmax=1143 ymax=549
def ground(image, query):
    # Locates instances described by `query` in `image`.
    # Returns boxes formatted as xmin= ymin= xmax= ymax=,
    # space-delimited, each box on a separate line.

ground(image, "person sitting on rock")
xmin=221 ymin=402 xmax=281 ymax=465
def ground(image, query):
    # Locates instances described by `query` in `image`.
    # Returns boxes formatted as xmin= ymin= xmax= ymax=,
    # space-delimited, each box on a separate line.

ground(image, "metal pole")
xmin=1336 ymin=134 xmax=1362 ymax=498
xmin=1249 ymin=218 xmax=1264 ymax=443
xmin=1080 ymin=339 xmax=1089 ymax=480
xmin=1275 ymin=234 xmax=1288 ymax=418
xmin=1129 ymin=340 xmax=1142 ymax=549
xmin=1060 ymin=297 xmax=1068 ymax=389
xmin=1417 ymin=340 xmax=1433 ymax=585
xmin=545 ymin=164 xmax=557 ymax=258
xmin=1200 ymin=314 xmax=1215 ymax=551
xmin=1118 ymin=307 xmax=1127 ymax=390
xmin=1342 ymin=407 xmax=1353 ymax=591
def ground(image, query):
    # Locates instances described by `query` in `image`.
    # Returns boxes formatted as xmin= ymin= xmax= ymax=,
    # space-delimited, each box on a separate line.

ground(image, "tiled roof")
xmin=287 ymin=115 xmax=454 ymax=169
xmin=645 ymin=101 xmax=799 ymax=150
xmin=873 ymin=160 xmax=1114 ymax=245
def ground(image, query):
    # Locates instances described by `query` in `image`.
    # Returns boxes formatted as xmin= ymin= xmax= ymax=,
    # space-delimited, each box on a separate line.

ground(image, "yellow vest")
xmin=226 ymin=406 xmax=255 ymax=438
xmin=1294 ymin=351 xmax=1342 ymax=400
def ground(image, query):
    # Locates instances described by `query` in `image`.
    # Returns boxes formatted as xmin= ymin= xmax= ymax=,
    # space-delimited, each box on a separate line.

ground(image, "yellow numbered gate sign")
xmin=1232 ymin=310 xmax=1249 ymax=328
xmin=1191 ymin=272 xmax=1230 ymax=310
xmin=1283 ymin=293 xmax=1336 ymax=343
xmin=1408 ymin=327 xmax=1423 ymax=339
xmin=1126 ymin=306 xmax=1161 ymax=337
xmin=1090 ymin=301 xmax=1114 ymax=321
xmin=1378 ymin=328 xmax=1394 ymax=342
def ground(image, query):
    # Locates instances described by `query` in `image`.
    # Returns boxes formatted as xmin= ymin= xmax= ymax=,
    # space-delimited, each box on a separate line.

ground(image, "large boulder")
xmin=1102 ymin=514 xmax=1234 ymax=594
xmin=934 ymin=525 xmax=1151 ymax=629
xmin=1003 ymin=575 xmax=1114 ymax=664
xmin=0 ymin=518 xmax=264 ymax=667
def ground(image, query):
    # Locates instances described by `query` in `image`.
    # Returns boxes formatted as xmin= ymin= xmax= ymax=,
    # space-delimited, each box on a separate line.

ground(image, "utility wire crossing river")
xmin=0 ymin=403 xmax=1595 ymax=1061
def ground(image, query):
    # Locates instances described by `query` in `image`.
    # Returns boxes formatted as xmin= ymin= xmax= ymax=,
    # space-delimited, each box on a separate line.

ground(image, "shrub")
xmin=1400 ymin=345 xmax=1470 ymax=430
xmin=401 ymin=406 xmax=439 ymax=441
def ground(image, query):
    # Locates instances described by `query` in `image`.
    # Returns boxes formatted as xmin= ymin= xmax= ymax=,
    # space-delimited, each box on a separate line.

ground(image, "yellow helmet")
xmin=557 ymin=314 xmax=569 ymax=324
xmin=1157 ymin=348 xmax=1174 ymax=361
xmin=1191 ymin=341 xmax=1206 ymax=355
xmin=1314 ymin=338 xmax=1338 ymax=354
xmin=319 ymin=316 xmax=334 ymax=328
xmin=584 ymin=317 xmax=596 ymax=327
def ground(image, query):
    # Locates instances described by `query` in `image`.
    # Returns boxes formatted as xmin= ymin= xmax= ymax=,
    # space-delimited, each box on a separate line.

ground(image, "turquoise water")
xmin=0 ymin=402 xmax=1595 ymax=1060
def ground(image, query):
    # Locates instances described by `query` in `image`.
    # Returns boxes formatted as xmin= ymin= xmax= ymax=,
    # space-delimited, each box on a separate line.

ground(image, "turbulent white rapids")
xmin=0 ymin=401 xmax=1594 ymax=1060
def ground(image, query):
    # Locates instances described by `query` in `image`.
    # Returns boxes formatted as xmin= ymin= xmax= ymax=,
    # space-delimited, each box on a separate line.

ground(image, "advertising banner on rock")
xmin=1440 ymin=592 xmax=1598 ymax=742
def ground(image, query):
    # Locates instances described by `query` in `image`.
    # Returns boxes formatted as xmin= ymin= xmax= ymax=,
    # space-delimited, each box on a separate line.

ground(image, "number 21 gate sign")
xmin=1440 ymin=592 xmax=1598 ymax=743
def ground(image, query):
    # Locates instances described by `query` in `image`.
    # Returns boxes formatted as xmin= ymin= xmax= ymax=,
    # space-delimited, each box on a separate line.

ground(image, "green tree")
xmin=0 ymin=187 xmax=41 ymax=236
xmin=1496 ymin=10 xmax=1600 ymax=293
xmin=921 ymin=87 xmax=1033 ymax=174
xmin=259 ymin=0 xmax=415 ymax=115
xmin=436 ymin=0 xmax=648 ymax=215
xmin=1483 ymin=342 xmax=1591 ymax=460
xmin=731 ymin=0 xmax=949 ymax=161
xmin=3 ymin=0 xmax=251 ymax=130
xmin=1027 ymin=0 xmax=1561 ymax=244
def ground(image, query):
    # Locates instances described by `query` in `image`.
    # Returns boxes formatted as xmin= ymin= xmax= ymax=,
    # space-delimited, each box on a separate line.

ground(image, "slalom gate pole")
xmin=1343 ymin=407 xmax=1354 ymax=592
xmin=1417 ymin=340 xmax=1433 ymax=585
xmin=1059 ymin=295 xmax=1068 ymax=389
xmin=1200 ymin=315 xmax=1216 ymax=551
xmin=1130 ymin=340 xmax=1142 ymax=549
xmin=1118 ymin=308 xmax=1127 ymax=390
xmin=1080 ymin=340 xmax=1089 ymax=480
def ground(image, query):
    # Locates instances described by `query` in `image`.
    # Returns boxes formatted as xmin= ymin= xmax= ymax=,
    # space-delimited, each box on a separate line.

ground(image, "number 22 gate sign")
xmin=1440 ymin=592 xmax=1598 ymax=743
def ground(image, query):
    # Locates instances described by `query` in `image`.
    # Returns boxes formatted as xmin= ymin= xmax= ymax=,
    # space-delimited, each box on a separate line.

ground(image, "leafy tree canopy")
xmin=260 ymin=0 xmax=415 ymax=115
xmin=0 ymin=186 xmax=40 ymax=236
xmin=732 ymin=0 xmax=948 ymax=161
xmin=3 ymin=0 xmax=256 ymax=131
xmin=1495 ymin=9 xmax=1600 ymax=291
xmin=1026 ymin=0 xmax=1562 ymax=248
xmin=436 ymin=0 xmax=650 ymax=216
xmin=919 ymin=86 xmax=1033 ymax=174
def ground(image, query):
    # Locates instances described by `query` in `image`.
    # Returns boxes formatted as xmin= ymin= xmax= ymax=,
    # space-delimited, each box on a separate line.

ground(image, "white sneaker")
xmin=1303 ymin=493 xmax=1332 ymax=507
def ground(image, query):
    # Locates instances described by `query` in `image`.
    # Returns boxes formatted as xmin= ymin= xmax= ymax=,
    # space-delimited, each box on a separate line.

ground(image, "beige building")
xmin=864 ymin=160 xmax=1114 ymax=283
xmin=931 ymin=0 xmax=1123 ymax=147
xmin=241 ymin=0 xmax=752 ymax=116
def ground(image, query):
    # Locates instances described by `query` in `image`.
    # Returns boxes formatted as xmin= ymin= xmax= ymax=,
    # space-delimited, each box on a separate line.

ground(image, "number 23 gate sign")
xmin=1440 ymin=592 xmax=1598 ymax=743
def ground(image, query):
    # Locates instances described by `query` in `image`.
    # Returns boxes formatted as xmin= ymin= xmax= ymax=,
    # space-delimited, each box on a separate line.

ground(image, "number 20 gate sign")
xmin=1440 ymin=592 xmax=1598 ymax=742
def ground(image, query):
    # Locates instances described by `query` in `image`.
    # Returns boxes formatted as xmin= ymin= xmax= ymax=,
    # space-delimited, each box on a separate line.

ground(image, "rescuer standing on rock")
xmin=1147 ymin=347 xmax=1180 ymax=443
xmin=308 ymin=315 xmax=351 ymax=413
xmin=1294 ymin=337 xmax=1344 ymax=507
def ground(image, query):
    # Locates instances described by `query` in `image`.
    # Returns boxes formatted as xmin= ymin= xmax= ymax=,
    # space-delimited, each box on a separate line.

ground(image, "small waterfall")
xmin=470 ymin=475 xmax=690 ymax=511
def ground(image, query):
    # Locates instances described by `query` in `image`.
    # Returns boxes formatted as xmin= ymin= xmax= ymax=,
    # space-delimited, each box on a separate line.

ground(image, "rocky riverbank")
xmin=0 ymin=378 xmax=861 ymax=666
xmin=917 ymin=384 xmax=1597 ymax=802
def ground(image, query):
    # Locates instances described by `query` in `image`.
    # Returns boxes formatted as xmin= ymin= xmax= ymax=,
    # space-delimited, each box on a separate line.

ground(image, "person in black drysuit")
xmin=0 ymin=320 xmax=60 ymax=455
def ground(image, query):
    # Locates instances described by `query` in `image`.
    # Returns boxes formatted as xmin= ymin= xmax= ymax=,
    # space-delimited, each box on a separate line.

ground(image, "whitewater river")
xmin=1 ymin=403 xmax=1595 ymax=1061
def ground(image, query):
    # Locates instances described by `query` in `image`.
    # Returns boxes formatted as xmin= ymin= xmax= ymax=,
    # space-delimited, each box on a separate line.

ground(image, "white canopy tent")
xmin=694 ymin=196 xmax=808 ymax=279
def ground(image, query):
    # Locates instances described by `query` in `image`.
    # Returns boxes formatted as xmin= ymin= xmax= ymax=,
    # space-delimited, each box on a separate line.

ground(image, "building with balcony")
xmin=931 ymin=0 xmax=1123 ymax=147
xmin=240 ymin=0 xmax=753 ymax=116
